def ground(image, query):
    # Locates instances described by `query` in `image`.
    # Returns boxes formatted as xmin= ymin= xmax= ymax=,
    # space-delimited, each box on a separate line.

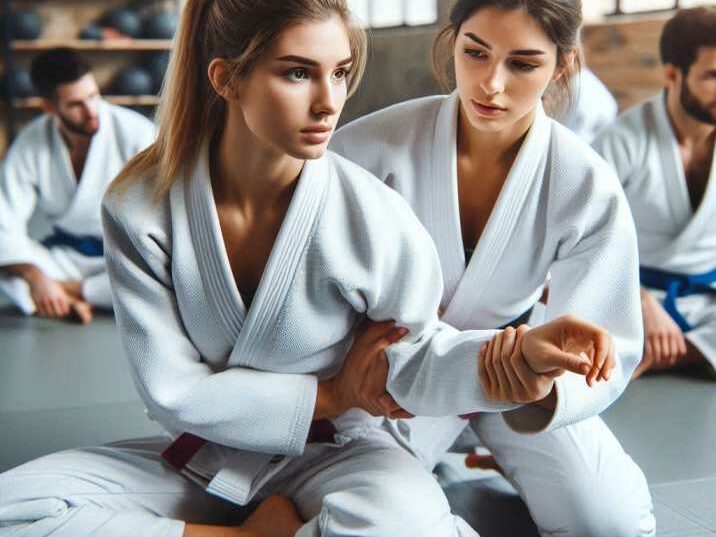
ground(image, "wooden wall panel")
xmin=583 ymin=15 xmax=670 ymax=111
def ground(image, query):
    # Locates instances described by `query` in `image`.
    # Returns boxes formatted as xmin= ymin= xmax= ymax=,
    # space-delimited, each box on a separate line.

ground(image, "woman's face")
xmin=235 ymin=15 xmax=353 ymax=160
xmin=453 ymin=7 xmax=562 ymax=134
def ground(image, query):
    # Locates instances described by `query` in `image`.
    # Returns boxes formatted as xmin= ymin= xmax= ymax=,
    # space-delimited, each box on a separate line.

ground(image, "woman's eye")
xmin=333 ymin=68 xmax=351 ymax=81
xmin=464 ymin=48 xmax=487 ymax=60
xmin=286 ymin=68 xmax=309 ymax=81
xmin=512 ymin=61 xmax=538 ymax=72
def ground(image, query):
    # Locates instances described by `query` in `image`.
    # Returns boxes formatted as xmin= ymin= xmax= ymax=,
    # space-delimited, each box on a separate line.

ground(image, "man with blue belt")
xmin=593 ymin=7 xmax=716 ymax=377
xmin=0 ymin=48 xmax=155 ymax=322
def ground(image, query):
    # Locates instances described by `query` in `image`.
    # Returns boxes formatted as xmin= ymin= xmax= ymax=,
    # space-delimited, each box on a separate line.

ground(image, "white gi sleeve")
xmin=0 ymin=142 xmax=40 ymax=267
xmin=503 ymin=162 xmax=643 ymax=433
xmin=332 ymin=177 xmax=519 ymax=417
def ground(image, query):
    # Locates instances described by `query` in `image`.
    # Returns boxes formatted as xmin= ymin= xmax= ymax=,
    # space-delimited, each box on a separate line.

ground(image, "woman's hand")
xmin=479 ymin=325 xmax=563 ymax=404
xmin=522 ymin=314 xmax=615 ymax=386
xmin=479 ymin=315 xmax=615 ymax=405
xmin=315 ymin=319 xmax=413 ymax=420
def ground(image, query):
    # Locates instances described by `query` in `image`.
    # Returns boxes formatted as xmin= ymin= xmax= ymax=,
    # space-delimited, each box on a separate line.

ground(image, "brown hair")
xmin=432 ymin=0 xmax=582 ymax=114
xmin=660 ymin=7 xmax=716 ymax=74
xmin=112 ymin=0 xmax=367 ymax=199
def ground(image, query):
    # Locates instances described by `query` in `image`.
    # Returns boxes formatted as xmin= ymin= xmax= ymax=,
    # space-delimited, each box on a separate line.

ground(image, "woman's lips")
xmin=471 ymin=99 xmax=507 ymax=118
xmin=301 ymin=125 xmax=333 ymax=144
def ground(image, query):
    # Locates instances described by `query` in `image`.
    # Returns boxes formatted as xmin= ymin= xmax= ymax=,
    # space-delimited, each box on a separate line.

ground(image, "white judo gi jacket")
xmin=102 ymin=147 xmax=522 ymax=506
xmin=0 ymin=100 xmax=155 ymax=311
xmin=332 ymin=92 xmax=643 ymax=434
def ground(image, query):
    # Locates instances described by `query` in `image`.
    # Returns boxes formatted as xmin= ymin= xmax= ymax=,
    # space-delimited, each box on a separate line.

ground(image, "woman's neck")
xmin=212 ymin=106 xmax=304 ymax=210
xmin=457 ymin=101 xmax=535 ymax=170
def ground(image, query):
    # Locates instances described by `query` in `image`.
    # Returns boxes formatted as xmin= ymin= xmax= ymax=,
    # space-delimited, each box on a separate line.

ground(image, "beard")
xmin=680 ymin=77 xmax=716 ymax=125
xmin=57 ymin=111 xmax=100 ymax=137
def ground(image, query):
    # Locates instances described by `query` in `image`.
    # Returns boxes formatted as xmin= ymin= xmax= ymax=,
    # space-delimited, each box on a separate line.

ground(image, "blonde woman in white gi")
xmin=331 ymin=1 xmax=655 ymax=536
xmin=593 ymin=7 xmax=716 ymax=378
xmin=0 ymin=1 xmax=616 ymax=536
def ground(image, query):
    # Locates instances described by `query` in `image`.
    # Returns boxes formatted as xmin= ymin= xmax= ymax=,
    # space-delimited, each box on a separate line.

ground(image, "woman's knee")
xmin=531 ymin=458 xmax=655 ymax=537
xmin=317 ymin=455 xmax=470 ymax=537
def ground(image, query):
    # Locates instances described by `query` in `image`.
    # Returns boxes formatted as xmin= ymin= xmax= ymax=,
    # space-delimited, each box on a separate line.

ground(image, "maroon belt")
xmin=161 ymin=418 xmax=338 ymax=472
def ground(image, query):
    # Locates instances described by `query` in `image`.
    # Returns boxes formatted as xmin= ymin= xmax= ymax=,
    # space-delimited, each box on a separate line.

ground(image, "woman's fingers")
xmin=599 ymin=337 xmax=616 ymax=381
xmin=548 ymin=349 xmax=591 ymax=375
xmin=587 ymin=329 xmax=612 ymax=386
xmin=650 ymin=335 xmax=662 ymax=365
xmin=501 ymin=327 xmax=517 ymax=361
xmin=482 ymin=338 xmax=497 ymax=398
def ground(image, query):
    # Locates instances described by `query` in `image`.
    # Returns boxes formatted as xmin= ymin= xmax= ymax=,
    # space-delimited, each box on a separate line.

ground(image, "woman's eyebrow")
xmin=276 ymin=55 xmax=353 ymax=66
xmin=464 ymin=32 xmax=546 ymax=56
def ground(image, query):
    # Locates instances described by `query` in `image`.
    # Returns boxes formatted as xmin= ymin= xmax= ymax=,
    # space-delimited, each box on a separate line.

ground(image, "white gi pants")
xmin=405 ymin=412 xmax=655 ymax=537
xmin=0 ymin=243 xmax=112 ymax=314
xmin=0 ymin=428 xmax=477 ymax=537
xmin=470 ymin=413 xmax=656 ymax=537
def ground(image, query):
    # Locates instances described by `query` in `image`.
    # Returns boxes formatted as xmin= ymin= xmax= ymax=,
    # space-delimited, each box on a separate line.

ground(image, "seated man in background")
xmin=0 ymin=48 xmax=155 ymax=323
xmin=593 ymin=7 xmax=716 ymax=377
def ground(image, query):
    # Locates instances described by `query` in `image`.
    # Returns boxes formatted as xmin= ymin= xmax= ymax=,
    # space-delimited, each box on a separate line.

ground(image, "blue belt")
xmin=640 ymin=265 xmax=716 ymax=332
xmin=42 ymin=227 xmax=104 ymax=257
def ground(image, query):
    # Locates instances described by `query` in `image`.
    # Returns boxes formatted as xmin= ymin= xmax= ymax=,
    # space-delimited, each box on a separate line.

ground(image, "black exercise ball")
xmin=105 ymin=8 xmax=142 ymax=38
xmin=141 ymin=11 xmax=178 ymax=39
xmin=80 ymin=22 xmax=104 ymax=41
xmin=144 ymin=52 xmax=170 ymax=94
xmin=112 ymin=66 xmax=153 ymax=96
xmin=2 ymin=10 xmax=43 ymax=40
xmin=1 ymin=70 xmax=36 ymax=98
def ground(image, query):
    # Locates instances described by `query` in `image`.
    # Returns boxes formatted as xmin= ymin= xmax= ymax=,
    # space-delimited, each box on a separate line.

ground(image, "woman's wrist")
xmin=313 ymin=378 xmax=346 ymax=420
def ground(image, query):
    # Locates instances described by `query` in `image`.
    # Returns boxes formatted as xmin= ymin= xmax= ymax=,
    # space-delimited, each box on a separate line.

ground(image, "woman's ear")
xmin=208 ymin=58 xmax=239 ymax=100
xmin=553 ymin=48 xmax=577 ymax=83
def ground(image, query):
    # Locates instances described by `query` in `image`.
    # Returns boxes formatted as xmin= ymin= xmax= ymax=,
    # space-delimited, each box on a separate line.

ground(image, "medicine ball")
xmin=142 ymin=11 xmax=178 ymax=39
xmin=80 ymin=23 xmax=104 ymax=41
xmin=1 ymin=69 xmax=36 ymax=98
xmin=105 ymin=8 xmax=142 ymax=38
xmin=2 ymin=10 xmax=43 ymax=40
xmin=112 ymin=66 xmax=153 ymax=96
xmin=144 ymin=52 xmax=170 ymax=94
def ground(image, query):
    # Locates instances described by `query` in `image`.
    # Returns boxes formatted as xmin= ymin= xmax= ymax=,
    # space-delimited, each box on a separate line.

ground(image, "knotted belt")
xmin=640 ymin=265 xmax=716 ymax=332
xmin=161 ymin=418 xmax=338 ymax=472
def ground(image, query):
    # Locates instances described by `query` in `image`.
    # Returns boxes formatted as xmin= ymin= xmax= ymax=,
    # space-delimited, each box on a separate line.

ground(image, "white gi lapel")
xmin=428 ymin=91 xmax=469 ymax=309
xmin=232 ymin=156 xmax=329 ymax=367
xmin=54 ymin=102 xmax=113 ymax=233
xmin=654 ymin=93 xmax=716 ymax=249
xmin=187 ymin=147 xmax=247 ymax=344
xmin=442 ymin=105 xmax=551 ymax=329
xmin=187 ymin=147 xmax=330 ymax=367
xmin=653 ymin=94 xmax=694 ymax=230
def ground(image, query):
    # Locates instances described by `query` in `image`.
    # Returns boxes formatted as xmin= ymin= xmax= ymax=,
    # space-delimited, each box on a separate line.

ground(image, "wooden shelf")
xmin=12 ymin=39 xmax=172 ymax=51
xmin=12 ymin=95 xmax=160 ymax=108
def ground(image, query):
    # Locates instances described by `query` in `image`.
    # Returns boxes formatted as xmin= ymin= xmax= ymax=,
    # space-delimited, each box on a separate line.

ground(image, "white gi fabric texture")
xmin=332 ymin=91 xmax=655 ymax=537
xmin=0 ymin=432 xmax=477 ymax=537
xmin=0 ymin=146 xmax=521 ymax=536
xmin=593 ymin=93 xmax=716 ymax=366
xmin=0 ymin=100 xmax=155 ymax=312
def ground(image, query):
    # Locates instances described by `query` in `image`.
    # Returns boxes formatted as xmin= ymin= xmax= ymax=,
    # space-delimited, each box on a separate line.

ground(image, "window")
xmin=346 ymin=0 xmax=439 ymax=28
xmin=584 ymin=0 xmax=716 ymax=19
